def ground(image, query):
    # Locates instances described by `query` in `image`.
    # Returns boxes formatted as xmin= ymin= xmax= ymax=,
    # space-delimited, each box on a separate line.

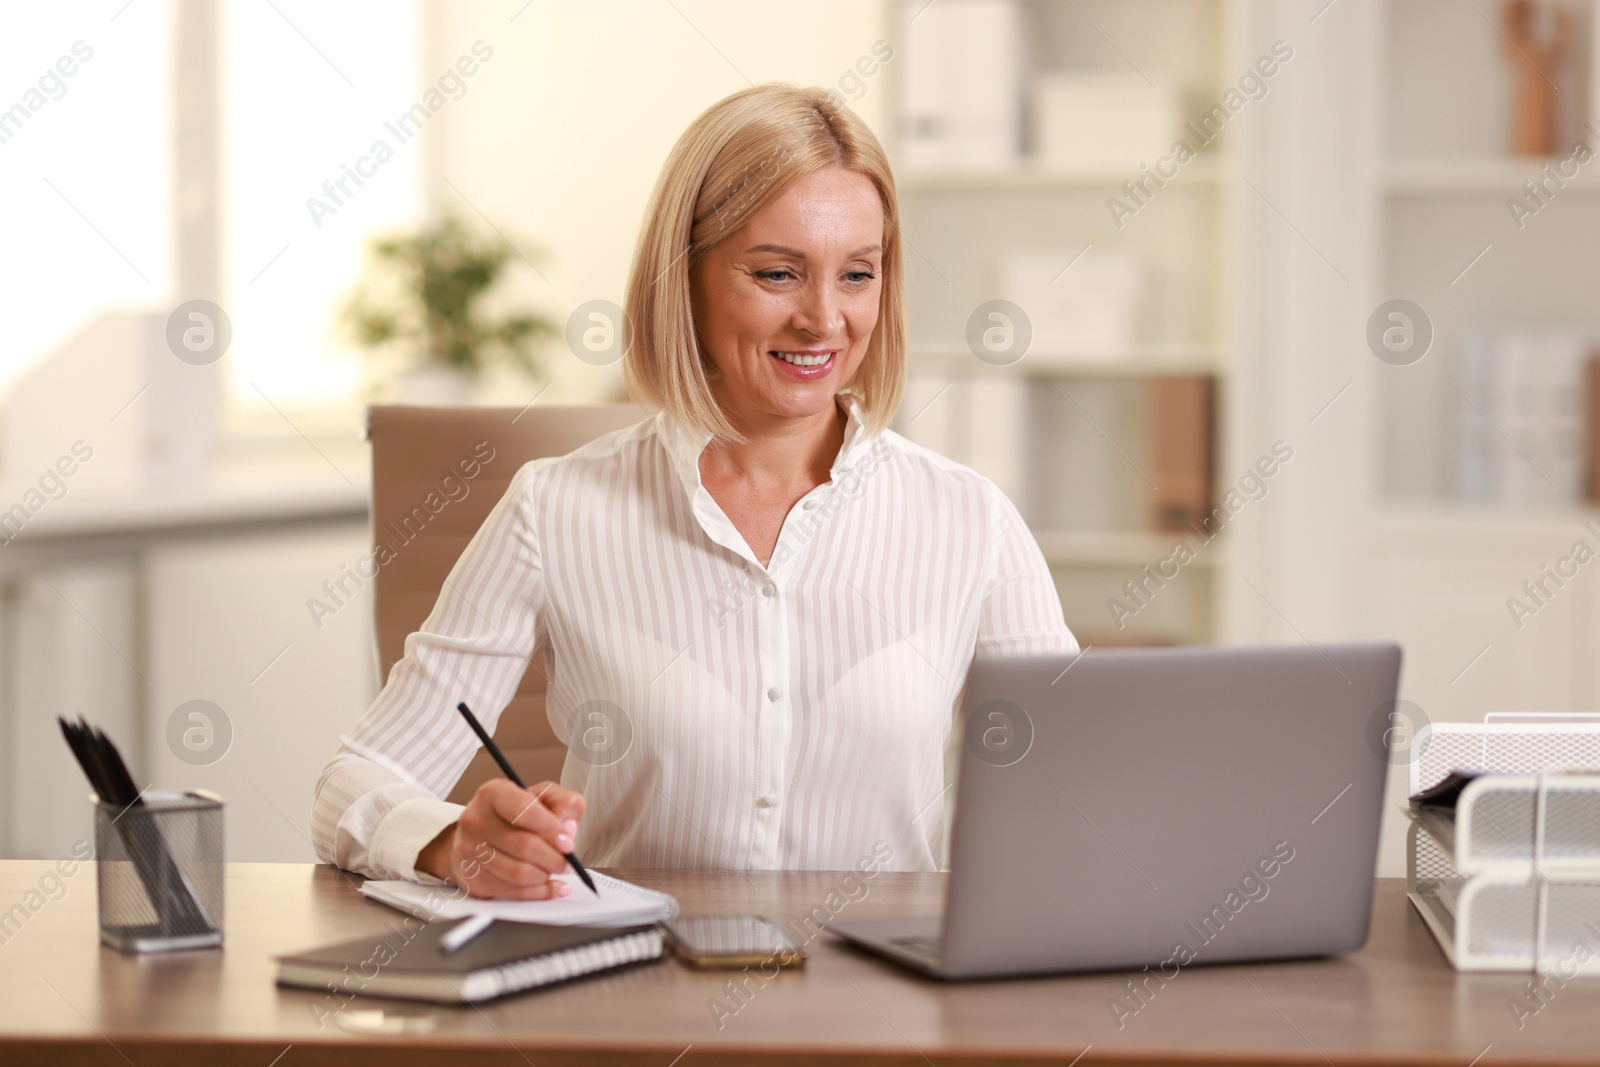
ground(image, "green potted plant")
xmin=341 ymin=214 xmax=555 ymax=403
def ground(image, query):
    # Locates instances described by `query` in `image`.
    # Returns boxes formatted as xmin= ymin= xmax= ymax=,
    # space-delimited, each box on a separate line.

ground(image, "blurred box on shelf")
xmin=1150 ymin=377 xmax=1214 ymax=534
xmin=1032 ymin=72 xmax=1179 ymax=171
xmin=1587 ymin=355 xmax=1600 ymax=505
xmin=898 ymin=0 xmax=1022 ymax=171
xmin=966 ymin=376 xmax=1029 ymax=505
xmin=1024 ymin=380 xmax=1147 ymax=533
xmin=998 ymin=249 xmax=1144 ymax=358
xmin=896 ymin=374 xmax=1029 ymax=508
xmin=903 ymin=372 xmax=1206 ymax=539
xmin=1453 ymin=331 xmax=1497 ymax=502
xmin=1451 ymin=328 xmax=1591 ymax=505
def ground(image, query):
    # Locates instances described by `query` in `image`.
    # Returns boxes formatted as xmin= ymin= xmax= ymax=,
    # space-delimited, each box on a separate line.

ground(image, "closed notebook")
xmin=361 ymin=869 xmax=678 ymax=928
xmin=276 ymin=920 xmax=664 ymax=1004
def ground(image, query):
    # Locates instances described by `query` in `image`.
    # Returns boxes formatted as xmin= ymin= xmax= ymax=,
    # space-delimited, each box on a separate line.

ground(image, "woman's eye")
xmin=845 ymin=270 xmax=876 ymax=284
xmin=756 ymin=269 xmax=794 ymax=283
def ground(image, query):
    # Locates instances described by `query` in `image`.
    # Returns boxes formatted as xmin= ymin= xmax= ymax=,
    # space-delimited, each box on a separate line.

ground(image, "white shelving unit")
xmin=1385 ymin=157 xmax=1600 ymax=195
xmin=1372 ymin=0 xmax=1600 ymax=504
xmin=1361 ymin=0 xmax=1600 ymax=875
xmin=883 ymin=0 xmax=1242 ymax=646
xmin=1368 ymin=0 xmax=1600 ymax=595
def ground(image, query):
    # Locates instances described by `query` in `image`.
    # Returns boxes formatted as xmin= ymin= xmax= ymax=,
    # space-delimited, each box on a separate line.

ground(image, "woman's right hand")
xmin=415 ymin=779 xmax=586 ymax=900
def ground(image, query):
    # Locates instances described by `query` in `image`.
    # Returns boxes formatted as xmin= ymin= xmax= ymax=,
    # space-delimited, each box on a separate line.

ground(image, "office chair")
xmin=366 ymin=403 xmax=647 ymax=803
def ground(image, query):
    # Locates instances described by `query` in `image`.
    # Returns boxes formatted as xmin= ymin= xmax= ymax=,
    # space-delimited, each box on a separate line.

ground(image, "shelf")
xmin=0 ymin=481 xmax=368 ymax=557
xmin=1035 ymin=529 xmax=1222 ymax=568
xmin=1374 ymin=501 xmax=1600 ymax=529
xmin=899 ymin=154 xmax=1236 ymax=194
xmin=888 ymin=0 xmax=1241 ymax=647
xmin=909 ymin=346 xmax=1226 ymax=378
xmin=1385 ymin=156 xmax=1600 ymax=195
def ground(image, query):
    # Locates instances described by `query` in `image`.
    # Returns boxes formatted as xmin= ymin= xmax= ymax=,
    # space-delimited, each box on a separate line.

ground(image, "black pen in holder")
xmin=93 ymin=790 xmax=225 ymax=952
xmin=60 ymin=715 xmax=223 ymax=952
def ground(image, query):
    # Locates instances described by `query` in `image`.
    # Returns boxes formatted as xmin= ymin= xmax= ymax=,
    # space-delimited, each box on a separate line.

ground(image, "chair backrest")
xmin=367 ymin=403 xmax=648 ymax=803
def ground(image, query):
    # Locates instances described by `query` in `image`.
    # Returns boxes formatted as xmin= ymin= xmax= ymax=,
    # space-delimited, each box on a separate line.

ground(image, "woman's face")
xmin=690 ymin=165 xmax=884 ymax=431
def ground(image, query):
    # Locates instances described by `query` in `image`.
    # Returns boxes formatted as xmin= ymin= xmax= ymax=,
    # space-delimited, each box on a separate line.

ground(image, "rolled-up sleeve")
xmin=312 ymin=462 xmax=547 ymax=881
xmin=975 ymin=480 xmax=1078 ymax=658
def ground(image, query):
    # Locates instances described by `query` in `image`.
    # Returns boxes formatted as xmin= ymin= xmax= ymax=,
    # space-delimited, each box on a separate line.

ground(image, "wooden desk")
xmin=0 ymin=862 xmax=1594 ymax=1066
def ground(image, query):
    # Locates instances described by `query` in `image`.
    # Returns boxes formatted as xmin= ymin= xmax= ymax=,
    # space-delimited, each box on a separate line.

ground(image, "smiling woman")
xmin=312 ymin=84 xmax=1076 ymax=896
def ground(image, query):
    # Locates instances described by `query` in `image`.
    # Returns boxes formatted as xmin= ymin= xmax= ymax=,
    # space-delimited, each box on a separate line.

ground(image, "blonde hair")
xmin=623 ymin=83 xmax=905 ymax=441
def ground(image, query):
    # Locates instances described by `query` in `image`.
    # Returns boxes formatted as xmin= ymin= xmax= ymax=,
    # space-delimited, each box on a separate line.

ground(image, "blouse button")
xmin=802 ymin=499 xmax=818 ymax=511
xmin=767 ymin=686 xmax=782 ymax=702
xmin=762 ymin=583 xmax=777 ymax=598
xmin=756 ymin=794 xmax=778 ymax=809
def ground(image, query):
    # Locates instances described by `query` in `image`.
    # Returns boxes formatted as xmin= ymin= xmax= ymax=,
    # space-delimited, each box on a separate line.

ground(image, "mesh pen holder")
xmin=94 ymin=790 xmax=224 ymax=953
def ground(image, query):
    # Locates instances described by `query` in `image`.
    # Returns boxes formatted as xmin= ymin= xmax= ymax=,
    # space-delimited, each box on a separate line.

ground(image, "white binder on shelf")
xmin=898 ymin=0 xmax=1022 ymax=171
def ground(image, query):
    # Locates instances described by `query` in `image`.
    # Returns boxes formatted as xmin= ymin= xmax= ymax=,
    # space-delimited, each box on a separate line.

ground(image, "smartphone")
xmin=666 ymin=915 xmax=807 ymax=969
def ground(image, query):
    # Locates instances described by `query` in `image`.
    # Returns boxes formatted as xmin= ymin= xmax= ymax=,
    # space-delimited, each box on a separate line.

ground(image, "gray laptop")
xmin=829 ymin=642 xmax=1402 ymax=979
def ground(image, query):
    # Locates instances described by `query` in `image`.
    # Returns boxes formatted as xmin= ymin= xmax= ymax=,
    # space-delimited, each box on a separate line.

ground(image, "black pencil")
xmin=455 ymin=701 xmax=598 ymax=897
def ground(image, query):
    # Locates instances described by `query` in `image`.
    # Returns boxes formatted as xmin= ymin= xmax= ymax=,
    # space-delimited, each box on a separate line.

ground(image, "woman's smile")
xmin=769 ymin=348 xmax=837 ymax=379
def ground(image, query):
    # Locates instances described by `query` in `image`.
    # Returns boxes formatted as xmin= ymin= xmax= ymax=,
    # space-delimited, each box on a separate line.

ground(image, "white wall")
xmin=143 ymin=525 xmax=377 ymax=862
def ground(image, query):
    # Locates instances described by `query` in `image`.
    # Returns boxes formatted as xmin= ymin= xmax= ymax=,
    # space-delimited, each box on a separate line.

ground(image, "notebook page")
xmin=360 ymin=870 xmax=677 ymax=927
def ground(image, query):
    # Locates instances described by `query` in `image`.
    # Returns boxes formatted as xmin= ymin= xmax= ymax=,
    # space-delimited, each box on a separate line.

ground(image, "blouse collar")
xmin=656 ymin=393 xmax=877 ymax=499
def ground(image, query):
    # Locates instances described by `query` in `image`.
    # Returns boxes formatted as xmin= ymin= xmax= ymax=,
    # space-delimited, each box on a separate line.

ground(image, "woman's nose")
xmin=793 ymin=282 xmax=845 ymax=338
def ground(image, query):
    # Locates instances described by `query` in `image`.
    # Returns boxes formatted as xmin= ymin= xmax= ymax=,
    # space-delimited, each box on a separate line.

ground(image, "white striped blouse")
xmin=312 ymin=396 xmax=1076 ymax=880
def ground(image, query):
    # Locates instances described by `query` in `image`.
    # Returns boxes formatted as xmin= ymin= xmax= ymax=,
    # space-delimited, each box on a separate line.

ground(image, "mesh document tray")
xmin=1406 ymin=714 xmax=1600 ymax=972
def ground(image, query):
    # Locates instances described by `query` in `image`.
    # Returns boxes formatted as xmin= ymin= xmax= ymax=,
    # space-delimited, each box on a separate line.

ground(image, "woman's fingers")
xmin=456 ymin=812 xmax=566 ymax=877
xmin=484 ymin=780 xmax=585 ymax=856
xmin=446 ymin=824 xmax=571 ymax=898
xmin=497 ymin=873 xmax=571 ymax=900
xmin=532 ymin=779 xmax=586 ymax=822
xmin=470 ymin=851 xmax=572 ymax=895
xmin=484 ymin=779 xmax=568 ymax=841
xmin=457 ymin=860 xmax=571 ymax=901
xmin=478 ymin=830 xmax=571 ymax=881
xmin=449 ymin=779 xmax=587 ymax=898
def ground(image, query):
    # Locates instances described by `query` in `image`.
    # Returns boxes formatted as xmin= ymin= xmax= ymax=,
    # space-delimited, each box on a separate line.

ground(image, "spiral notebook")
xmin=360 ymin=869 xmax=678 ymax=928
xmin=276 ymin=920 xmax=664 ymax=1003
